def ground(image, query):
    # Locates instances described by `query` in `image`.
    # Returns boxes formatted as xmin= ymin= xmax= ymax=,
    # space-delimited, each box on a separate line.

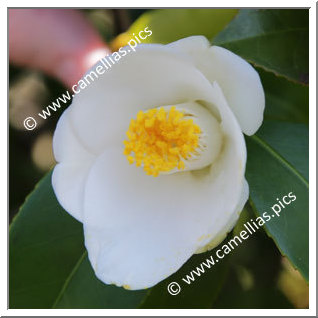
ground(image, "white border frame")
xmin=3 ymin=1 xmax=316 ymax=316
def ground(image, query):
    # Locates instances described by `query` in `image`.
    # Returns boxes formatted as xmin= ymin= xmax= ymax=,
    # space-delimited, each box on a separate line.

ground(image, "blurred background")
xmin=9 ymin=8 xmax=309 ymax=309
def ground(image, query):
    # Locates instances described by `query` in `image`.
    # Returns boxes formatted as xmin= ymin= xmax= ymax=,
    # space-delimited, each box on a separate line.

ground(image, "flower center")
xmin=123 ymin=106 xmax=201 ymax=177
xmin=123 ymin=101 xmax=223 ymax=177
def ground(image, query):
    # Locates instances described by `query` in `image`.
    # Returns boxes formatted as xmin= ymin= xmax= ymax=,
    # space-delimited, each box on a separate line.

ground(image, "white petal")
xmin=167 ymin=36 xmax=265 ymax=135
xmin=52 ymin=162 xmax=91 ymax=222
xmin=53 ymin=108 xmax=95 ymax=163
xmin=167 ymin=35 xmax=211 ymax=56
xmin=67 ymin=45 xmax=224 ymax=154
xmin=52 ymin=109 xmax=95 ymax=222
xmin=195 ymin=178 xmax=249 ymax=254
xmin=236 ymin=178 xmax=249 ymax=213
xmin=82 ymin=84 xmax=246 ymax=290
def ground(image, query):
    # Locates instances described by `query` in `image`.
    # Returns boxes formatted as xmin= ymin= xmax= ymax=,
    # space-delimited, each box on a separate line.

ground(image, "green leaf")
xmin=139 ymin=249 xmax=229 ymax=309
xmin=256 ymin=121 xmax=308 ymax=180
xmin=53 ymin=252 xmax=147 ymax=309
xmin=259 ymin=68 xmax=309 ymax=124
xmin=245 ymin=121 xmax=309 ymax=280
xmin=10 ymin=172 xmax=85 ymax=309
xmin=9 ymin=172 xmax=147 ymax=309
xmin=213 ymin=9 xmax=309 ymax=84
xmin=127 ymin=9 xmax=238 ymax=44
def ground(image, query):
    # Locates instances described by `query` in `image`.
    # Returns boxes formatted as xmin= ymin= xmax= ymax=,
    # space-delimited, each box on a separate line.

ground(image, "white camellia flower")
xmin=52 ymin=36 xmax=265 ymax=290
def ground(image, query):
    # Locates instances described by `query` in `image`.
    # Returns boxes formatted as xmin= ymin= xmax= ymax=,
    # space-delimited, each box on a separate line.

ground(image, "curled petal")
xmin=168 ymin=36 xmax=265 ymax=135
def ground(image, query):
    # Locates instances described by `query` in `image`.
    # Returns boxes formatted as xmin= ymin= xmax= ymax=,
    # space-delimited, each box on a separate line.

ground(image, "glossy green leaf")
xmin=259 ymin=68 xmax=309 ymax=124
xmin=246 ymin=121 xmax=309 ymax=280
xmin=9 ymin=172 xmax=85 ymax=309
xmin=9 ymin=172 xmax=147 ymax=309
xmin=53 ymin=252 xmax=147 ymax=309
xmin=127 ymin=9 xmax=238 ymax=44
xmin=213 ymin=9 xmax=309 ymax=84
xmin=256 ymin=121 xmax=308 ymax=180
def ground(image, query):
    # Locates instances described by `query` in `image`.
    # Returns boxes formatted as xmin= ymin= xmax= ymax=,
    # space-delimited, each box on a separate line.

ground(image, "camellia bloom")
xmin=52 ymin=36 xmax=265 ymax=290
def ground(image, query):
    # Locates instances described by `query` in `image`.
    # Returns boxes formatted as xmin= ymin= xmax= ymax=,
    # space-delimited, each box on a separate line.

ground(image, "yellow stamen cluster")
xmin=123 ymin=107 xmax=201 ymax=177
